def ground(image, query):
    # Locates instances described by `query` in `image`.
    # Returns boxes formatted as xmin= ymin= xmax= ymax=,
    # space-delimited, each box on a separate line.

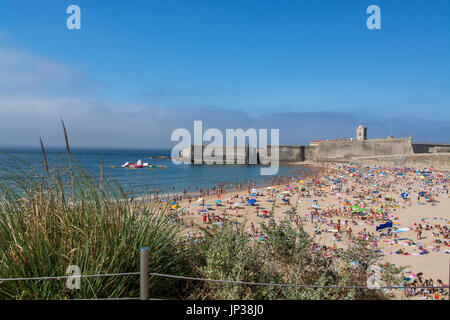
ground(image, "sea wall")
xmin=313 ymin=138 xmax=414 ymax=161
xmin=181 ymin=145 xmax=307 ymax=163
xmin=350 ymin=153 xmax=450 ymax=169
xmin=412 ymin=143 xmax=450 ymax=154
xmin=258 ymin=145 xmax=304 ymax=163
xmin=179 ymin=139 xmax=448 ymax=164
xmin=181 ymin=145 xmax=250 ymax=164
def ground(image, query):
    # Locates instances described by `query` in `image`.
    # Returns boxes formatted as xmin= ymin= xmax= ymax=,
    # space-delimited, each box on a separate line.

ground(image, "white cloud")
xmin=0 ymin=42 xmax=448 ymax=149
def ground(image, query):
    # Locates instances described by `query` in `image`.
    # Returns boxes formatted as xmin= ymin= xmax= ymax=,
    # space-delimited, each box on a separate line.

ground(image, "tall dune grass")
xmin=0 ymin=129 xmax=187 ymax=299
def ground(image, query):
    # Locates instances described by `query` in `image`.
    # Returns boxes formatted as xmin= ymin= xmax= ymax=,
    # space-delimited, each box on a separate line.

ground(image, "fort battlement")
xmin=178 ymin=125 xmax=448 ymax=164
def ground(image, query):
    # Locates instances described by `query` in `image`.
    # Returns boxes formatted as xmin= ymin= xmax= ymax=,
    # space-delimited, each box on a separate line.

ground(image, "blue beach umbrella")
xmin=401 ymin=193 xmax=409 ymax=199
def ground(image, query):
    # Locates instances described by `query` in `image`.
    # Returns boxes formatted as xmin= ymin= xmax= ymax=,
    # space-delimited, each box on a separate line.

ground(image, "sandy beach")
xmin=167 ymin=163 xmax=449 ymax=298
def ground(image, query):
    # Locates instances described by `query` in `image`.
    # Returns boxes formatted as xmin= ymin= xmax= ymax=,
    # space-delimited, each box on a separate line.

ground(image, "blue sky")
xmin=0 ymin=0 xmax=449 ymax=148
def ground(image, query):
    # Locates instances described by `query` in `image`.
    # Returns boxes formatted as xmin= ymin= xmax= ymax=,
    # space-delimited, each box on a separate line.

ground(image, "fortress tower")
xmin=356 ymin=123 xmax=367 ymax=141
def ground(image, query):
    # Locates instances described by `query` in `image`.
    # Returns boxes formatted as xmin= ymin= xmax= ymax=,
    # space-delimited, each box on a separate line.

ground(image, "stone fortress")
xmin=180 ymin=123 xmax=450 ymax=167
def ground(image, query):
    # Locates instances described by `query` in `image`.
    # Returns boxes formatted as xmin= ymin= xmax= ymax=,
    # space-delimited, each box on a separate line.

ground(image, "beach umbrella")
xmin=171 ymin=201 xmax=178 ymax=205
xmin=401 ymin=193 xmax=409 ymax=199
xmin=248 ymin=199 xmax=257 ymax=205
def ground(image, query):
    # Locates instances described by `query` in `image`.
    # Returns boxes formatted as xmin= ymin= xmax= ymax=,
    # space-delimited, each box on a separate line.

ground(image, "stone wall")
xmin=351 ymin=153 xmax=450 ymax=169
xmin=412 ymin=143 xmax=450 ymax=154
xmin=258 ymin=145 xmax=304 ymax=163
xmin=180 ymin=139 xmax=449 ymax=165
xmin=313 ymin=138 xmax=414 ymax=161
xmin=180 ymin=145 xmax=250 ymax=164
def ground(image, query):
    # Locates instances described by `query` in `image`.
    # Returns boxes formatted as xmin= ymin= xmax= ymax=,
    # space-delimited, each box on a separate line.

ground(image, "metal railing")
xmin=0 ymin=247 xmax=448 ymax=300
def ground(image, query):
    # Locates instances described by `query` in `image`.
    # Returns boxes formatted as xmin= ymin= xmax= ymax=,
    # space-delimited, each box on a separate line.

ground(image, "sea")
xmin=0 ymin=147 xmax=308 ymax=196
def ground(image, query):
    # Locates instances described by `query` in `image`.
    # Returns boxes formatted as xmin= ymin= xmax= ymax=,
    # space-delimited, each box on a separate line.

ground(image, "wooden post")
xmin=140 ymin=247 xmax=149 ymax=300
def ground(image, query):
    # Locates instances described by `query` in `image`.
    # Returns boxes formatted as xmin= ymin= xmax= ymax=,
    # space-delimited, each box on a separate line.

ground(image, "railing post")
xmin=140 ymin=247 xmax=149 ymax=300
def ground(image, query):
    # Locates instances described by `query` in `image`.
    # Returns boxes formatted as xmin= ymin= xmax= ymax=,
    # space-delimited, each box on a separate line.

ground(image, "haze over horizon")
xmin=0 ymin=0 xmax=449 ymax=149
